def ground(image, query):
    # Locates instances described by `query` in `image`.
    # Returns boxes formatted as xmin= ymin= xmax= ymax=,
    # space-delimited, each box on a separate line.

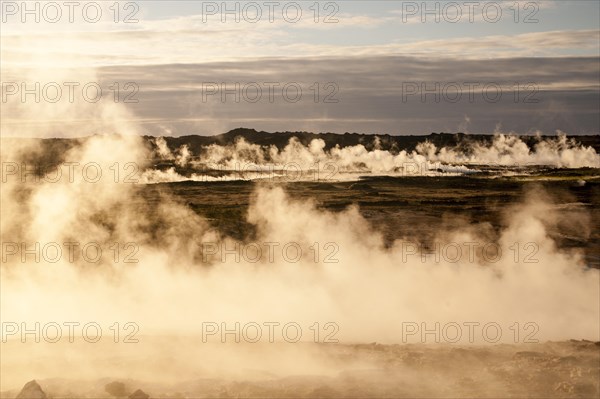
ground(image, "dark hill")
xmin=153 ymin=128 xmax=600 ymax=154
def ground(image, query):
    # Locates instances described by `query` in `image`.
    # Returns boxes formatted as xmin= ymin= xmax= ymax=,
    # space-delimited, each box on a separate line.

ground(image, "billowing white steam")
xmin=143 ymin=133 xmax=599 ymax=183
xmin=419 ymin=133 xmax=600 ymax=168
xmin=1 ymin=135 xmax=598 ymax=391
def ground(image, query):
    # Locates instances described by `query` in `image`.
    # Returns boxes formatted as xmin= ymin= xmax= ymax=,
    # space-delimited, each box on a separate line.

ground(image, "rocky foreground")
xmin=3 ymin=340 xmax=599 ymax=398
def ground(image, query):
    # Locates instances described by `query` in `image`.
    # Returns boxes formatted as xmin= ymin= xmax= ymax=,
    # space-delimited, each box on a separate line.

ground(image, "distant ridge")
xmin=153 ymin=127 xmax=600 ymax=154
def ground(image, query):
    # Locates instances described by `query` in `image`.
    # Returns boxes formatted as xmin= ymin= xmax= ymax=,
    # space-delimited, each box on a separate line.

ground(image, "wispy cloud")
xmin=3 ymin=23 xmax=598 ymax=69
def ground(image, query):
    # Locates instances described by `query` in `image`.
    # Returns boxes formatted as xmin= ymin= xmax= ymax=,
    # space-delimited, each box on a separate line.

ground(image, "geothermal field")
xmin=1 ymin=1 xmax=600 ymax=398
xmin=1 ymin=131 xmax=599 ymax=398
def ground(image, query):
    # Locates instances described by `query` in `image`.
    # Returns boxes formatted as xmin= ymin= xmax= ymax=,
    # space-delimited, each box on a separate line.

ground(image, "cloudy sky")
xmin=1 ymin=0 xmax=599 ymax=136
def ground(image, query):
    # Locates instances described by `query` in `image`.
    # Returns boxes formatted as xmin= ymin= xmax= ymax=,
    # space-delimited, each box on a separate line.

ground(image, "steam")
xmin=1 ymin=133 xmax=599 ymax=391
xmin=142 ymin=133 xmax=600 ymax=183
xmin=419 ymin=133 xmax=600 ymax=168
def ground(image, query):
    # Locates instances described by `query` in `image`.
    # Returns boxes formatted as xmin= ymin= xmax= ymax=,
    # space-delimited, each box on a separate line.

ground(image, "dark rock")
xmin=129 ymin=389 xmax=150 ymax=399
xmin=16 ymin=380 xmax=47 ymax=399
xmin=105 ymin=381 xmax=127 ymax=397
